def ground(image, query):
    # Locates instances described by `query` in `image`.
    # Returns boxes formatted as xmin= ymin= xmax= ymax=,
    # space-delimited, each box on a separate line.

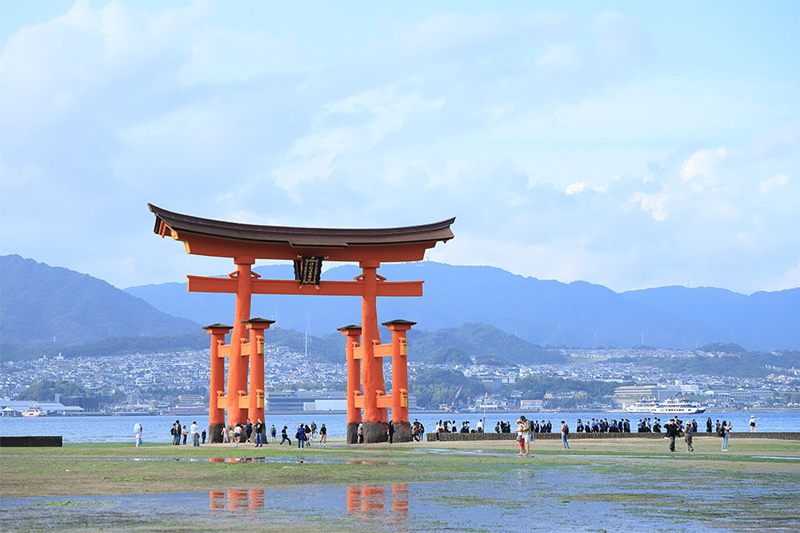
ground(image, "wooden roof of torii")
xmin=148 ymin=204 xmax=455 ymax=263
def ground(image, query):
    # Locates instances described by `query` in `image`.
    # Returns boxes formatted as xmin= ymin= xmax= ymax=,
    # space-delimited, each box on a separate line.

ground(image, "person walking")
xmin=319 ymin=423 xmax=327 ymax=445
xmin=280 ymin=426 xmax=291 ymax=445
xmin=222 ymin=426 xmax=229 ymax=444
xmin=684 ymin=421 xmax=694 ymax=452
xmin=665 ymin=419 xmax=679 ymax=453
xmin=749 ymin=416 xmax=757 ymax=432
xmin=190 ymin=421 xmax=200 ymax=447
xmin=561 ymin=421 xmax=570 ymax=450
xmin=134 ymin=422 xmax=142 ymax=448
xmin=270 ymin=424 xmax=277 ymax=443
xmin=233 ymin=424 xmax=241 ymax=447
xmin=296 ymin=424 xmax=306 ymax=449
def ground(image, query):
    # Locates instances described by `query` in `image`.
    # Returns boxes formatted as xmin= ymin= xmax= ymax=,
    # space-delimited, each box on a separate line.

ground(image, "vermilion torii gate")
xmin=149 ymin=204 xmax=454 ymax=444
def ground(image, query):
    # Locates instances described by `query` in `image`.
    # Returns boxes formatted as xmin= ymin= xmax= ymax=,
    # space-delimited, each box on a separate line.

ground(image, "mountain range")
xmin=2 ymin=255 xmax=797 ymax=359
xmin=126 ymin=261 xmax=799 ymax=351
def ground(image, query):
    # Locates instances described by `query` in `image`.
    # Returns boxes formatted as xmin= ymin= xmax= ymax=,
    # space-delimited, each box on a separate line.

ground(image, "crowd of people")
xmin=152 ymin=413 xmax=748 ymax=451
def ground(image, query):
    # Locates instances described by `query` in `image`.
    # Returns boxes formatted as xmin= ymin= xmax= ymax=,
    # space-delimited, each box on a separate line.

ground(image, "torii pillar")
xmin=244 ymin=318 xmax=274 ymax=425
xmin=384 ymin=319 xmax=415 ymax=443
xmin=203 ymin=323 xmax=232 ymax=443
xmin=338 ymin=325 xmax=363 ymax=444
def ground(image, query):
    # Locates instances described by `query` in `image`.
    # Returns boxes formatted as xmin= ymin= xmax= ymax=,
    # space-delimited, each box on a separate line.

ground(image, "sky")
xmin=1 ymin=0 xmax=798 ymax=295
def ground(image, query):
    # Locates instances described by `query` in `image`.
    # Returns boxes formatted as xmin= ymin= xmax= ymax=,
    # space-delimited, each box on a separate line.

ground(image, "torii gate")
xmin=149 ymin=204 xmax=454 ymax=444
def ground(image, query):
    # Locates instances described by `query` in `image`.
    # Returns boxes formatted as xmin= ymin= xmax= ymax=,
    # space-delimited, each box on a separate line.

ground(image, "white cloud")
xmin=565 ymin=181 xmax=588 ymax=195
xmin=759 ymin=173 xmax=789 ymax=194
xmin=629 ymin=191 xmax=670 ymax=221
xmin=680 ymin=147 xmax=727 ymax=192
xmin=536 ymin=43 xmax=580 ymax=68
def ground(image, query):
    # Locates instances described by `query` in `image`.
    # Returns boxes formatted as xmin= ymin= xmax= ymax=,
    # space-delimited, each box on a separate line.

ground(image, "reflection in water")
xmin=347 ymin=483 xmax=408 ymax=523
xmin=208 ymin=484 xmax=408 ymax=524
xmin=208 ymin=489 xmax=264 ymax=512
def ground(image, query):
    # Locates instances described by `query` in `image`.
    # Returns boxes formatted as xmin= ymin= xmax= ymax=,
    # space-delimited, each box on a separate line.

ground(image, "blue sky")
xmin=1 ymin=0 xmax=798 ymax=294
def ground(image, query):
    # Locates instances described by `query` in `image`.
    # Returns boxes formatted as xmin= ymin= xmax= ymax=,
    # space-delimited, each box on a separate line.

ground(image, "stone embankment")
xmin=426 ymin=432 xmax=800 ymax=442
xmin=0 ymin=436 xmax=62 ymax=447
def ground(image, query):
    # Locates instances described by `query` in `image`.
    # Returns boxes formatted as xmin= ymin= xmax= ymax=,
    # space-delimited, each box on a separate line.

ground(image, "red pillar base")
xmin=392 ymin=421 xmax=412 ymax=443
xmin=209 ymin=422 xmax=225 ymax=444
xmin=363 ymin=421 xmax=389 ymax=444
xmin=347 ymin=421 xmax=360 ymax=445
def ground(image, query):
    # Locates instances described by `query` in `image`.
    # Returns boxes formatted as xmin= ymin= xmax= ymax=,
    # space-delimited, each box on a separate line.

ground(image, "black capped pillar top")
xmin=203 ymin=323 xmax=233 ymax=331
xmin=381 ymin=319 xmax=417 ymax=327
xmin=242 ymin=318 xmax=276 ymax=325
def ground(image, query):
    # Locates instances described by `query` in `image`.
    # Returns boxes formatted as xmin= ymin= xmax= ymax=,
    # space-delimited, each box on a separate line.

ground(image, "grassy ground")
xmin=1 ymin=436 xmax=798 ymax=497
xmin=2 ymin=437 xmax=799 ymax=532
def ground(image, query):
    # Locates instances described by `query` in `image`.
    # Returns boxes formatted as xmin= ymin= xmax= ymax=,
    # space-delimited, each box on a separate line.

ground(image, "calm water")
xmin=0 ymin=410 xmax=797 ymax=443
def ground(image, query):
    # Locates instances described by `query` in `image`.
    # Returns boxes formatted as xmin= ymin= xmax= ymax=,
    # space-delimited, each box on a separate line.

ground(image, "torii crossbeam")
xmin=149 ymin=204 xmax=454 ymax=444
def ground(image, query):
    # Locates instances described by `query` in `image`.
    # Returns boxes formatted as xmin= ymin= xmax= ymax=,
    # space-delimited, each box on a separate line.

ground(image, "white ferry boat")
xmin=625 ymin=398 xmax=705 ymax=415
xmin=21 ymin=405 xmax=47 ymax=417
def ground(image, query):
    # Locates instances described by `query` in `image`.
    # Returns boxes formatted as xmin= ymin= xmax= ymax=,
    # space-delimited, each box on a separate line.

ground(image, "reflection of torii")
xmin=149 ymin=204 xmax=455 ymax=444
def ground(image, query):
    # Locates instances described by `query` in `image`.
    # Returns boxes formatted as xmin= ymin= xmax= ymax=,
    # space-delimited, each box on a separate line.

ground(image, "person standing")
xmin=222 ymin=426 xmax=229 ymax=444
xmin=357 ymin=423 xmax=364 ymax=444
xmin=190 ymin=421 xmax=200 ymax=447
xmin=721 ymin=421 xmax=731 ymax=451
xmin=515 ymin=418 xmax=525 ymax=457
xmin=521 ymin=416 xmax=532 ymax=456
xmin=233 ymin=424 xmax=241 ymax=447
xmin=244 ymin=419 xmax=253 ymax=443
xmin=201 ymin=428 xmax=206 ymax=444
xmin=311 ymin=421 xmax=318 ymax=440
xmin=684 ymin=421 xmax=694 ymax=452
xmin=297 ymin=424 xmax=306 ymax=449
xmin=270 ymin=424 xmax=277 ymax=443
xmin=134 ymin=423 xmax=142 ymax=448
xmin=319 ymin=423 xmax=328 ymax=445
xmin=749 ymin=416 xmax=757 ymax=432
xmin=706 ymin=417 xmax=713 ymax=433
xmin=172 ymin=420 xmax=181 ymax=445
xmin=388 ymin=421 xmax=395 ymax=444
xmin=181 ymin=425 xmax=188 ymax=445
xmin=254 ymin=419 xmax=264 ymax=447
xmin=560 ymin=421 xmax=570 ymax=450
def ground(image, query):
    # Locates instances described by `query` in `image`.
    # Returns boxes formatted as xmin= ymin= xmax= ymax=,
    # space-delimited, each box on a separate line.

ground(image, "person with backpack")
xmin=720 ymin=420 xmax=731 ymax=451
xmin=561 ymin=421 xmax=570 ymax=450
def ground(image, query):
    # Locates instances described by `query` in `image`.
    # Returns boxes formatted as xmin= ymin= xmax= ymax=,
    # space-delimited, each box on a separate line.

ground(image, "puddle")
xmin=2 ymin=466 xmax=796 ymax=532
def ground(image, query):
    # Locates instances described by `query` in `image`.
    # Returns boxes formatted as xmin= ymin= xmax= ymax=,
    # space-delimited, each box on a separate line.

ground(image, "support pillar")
xmin=227 ymin=257 xmax=255 ymax=426
xmin=203 ymin=323 xmax=232 ymax=443
xmin=383 ymin=319 xmax=415 ymax=443
xmin=338 ymin=325 xmax=363 ymax=444
xmin=245 ymin=318 xmax=274 ymax=427
xmin=360 ymin=261 xmax=388 ymax=443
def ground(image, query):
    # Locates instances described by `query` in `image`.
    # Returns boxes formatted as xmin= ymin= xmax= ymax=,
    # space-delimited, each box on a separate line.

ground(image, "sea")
xmin=1 ymin=410 xmax=797 ymax=444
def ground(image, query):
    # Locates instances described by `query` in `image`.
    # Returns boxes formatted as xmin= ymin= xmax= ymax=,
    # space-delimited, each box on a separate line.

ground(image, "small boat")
xmin=21 ymin=405 xmax=47 ymax=417
xmin=625 ymin=398 xmax=705 ymax=415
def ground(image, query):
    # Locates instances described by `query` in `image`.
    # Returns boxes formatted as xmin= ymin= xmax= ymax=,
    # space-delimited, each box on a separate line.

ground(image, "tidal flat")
xmin=1 ymin=437 xmax=798 ymax=532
